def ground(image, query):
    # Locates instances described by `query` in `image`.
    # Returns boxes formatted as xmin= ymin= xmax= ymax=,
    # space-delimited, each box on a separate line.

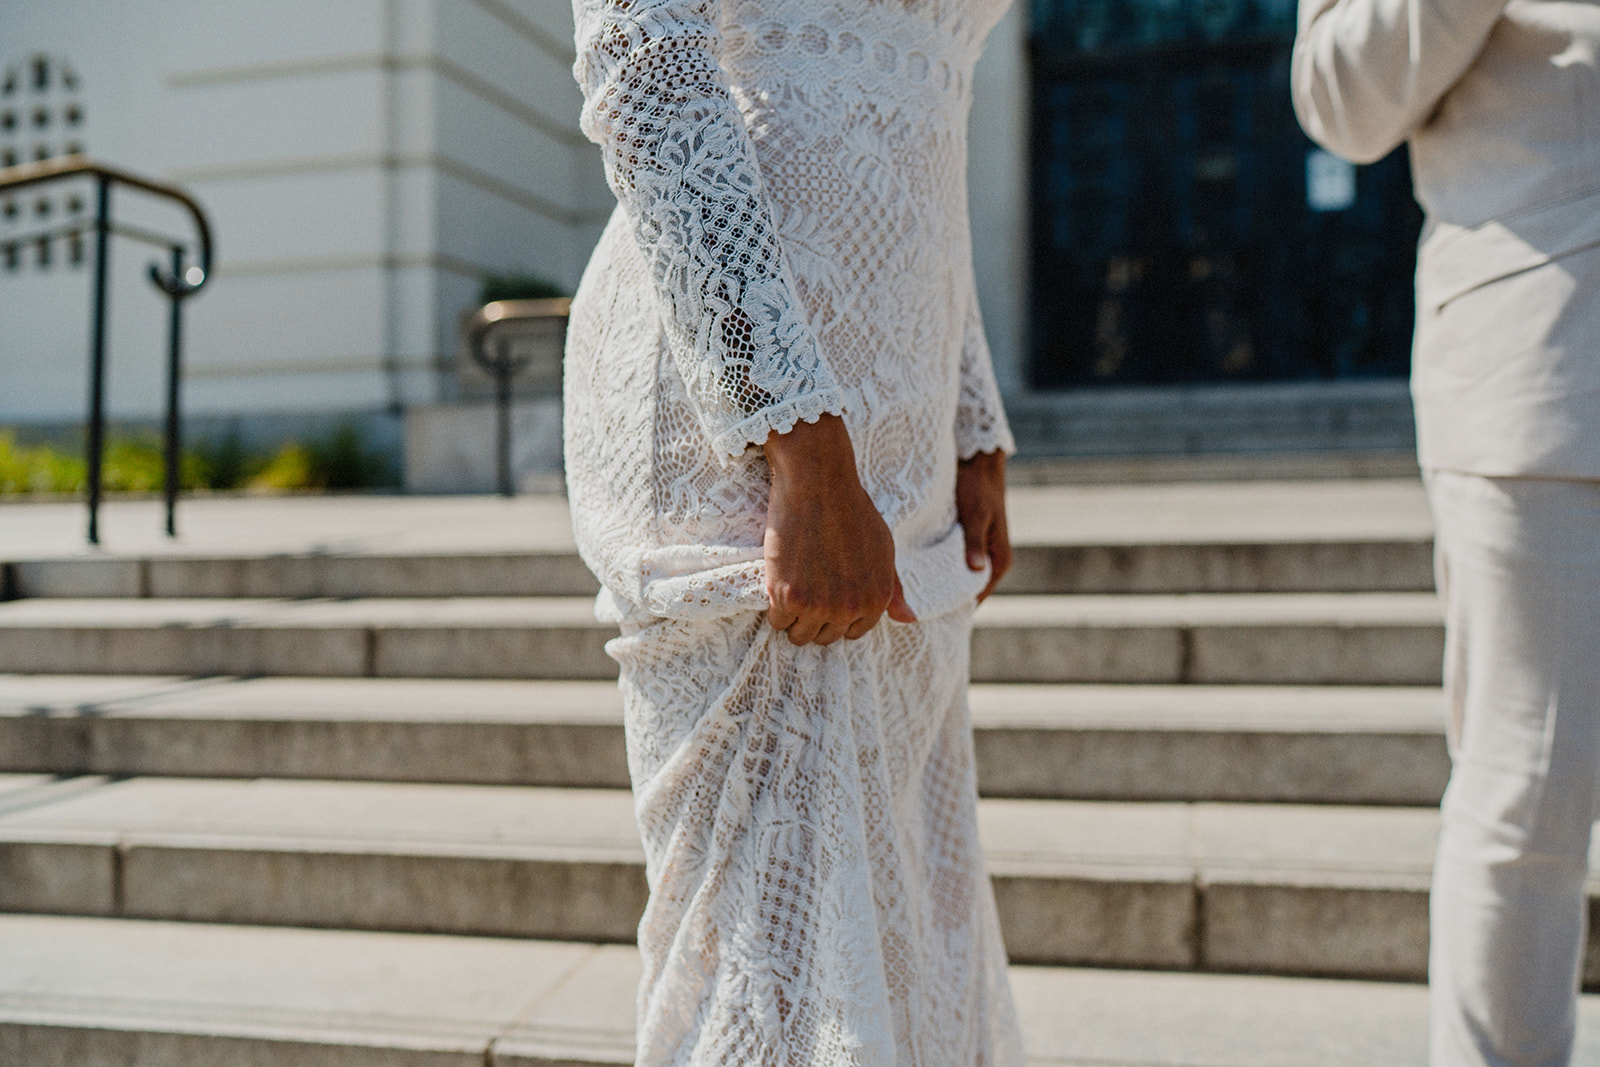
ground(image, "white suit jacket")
xmin=1293 ymin=0 xmax=1600 ymax=478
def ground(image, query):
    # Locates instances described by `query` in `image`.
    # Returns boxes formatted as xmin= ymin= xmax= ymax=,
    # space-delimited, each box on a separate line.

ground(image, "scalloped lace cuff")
xmin=957 ymin=421 xmax=1017 ymax=462
xmin=710 ymin=387 xmax=849 ymax=461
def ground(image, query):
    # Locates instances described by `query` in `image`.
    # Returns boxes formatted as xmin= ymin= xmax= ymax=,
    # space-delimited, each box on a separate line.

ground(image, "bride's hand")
xmin=763 ymin=414 xmax=916 ymax=646
xmin=956 ymin=449 xmax=1011 ymax=602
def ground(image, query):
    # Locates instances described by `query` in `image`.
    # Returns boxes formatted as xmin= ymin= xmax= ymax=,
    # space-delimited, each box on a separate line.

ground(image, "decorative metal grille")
xmin=1 ymin=53 xmax=87 ymax=274
xmin=1028 ymin=0 xmax=1421 ymax=388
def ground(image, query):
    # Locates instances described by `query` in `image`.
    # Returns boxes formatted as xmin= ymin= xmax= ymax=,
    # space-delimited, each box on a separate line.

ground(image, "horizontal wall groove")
xmin=170 ymin=153 xmax=608 ymax=228
xmin=465 ymin=0 xmax=576 ymax=64
xmin=168 ymin=52 xmax=585 ymax=148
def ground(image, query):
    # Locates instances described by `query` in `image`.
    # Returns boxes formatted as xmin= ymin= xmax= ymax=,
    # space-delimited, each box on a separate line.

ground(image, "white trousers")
xmin=1427 ymin=471 xmax=1600 ymax=1067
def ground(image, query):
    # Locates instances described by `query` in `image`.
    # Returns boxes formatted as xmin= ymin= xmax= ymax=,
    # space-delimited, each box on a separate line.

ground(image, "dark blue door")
xmin=1028 ymin=0 xmax=1422 ymax=388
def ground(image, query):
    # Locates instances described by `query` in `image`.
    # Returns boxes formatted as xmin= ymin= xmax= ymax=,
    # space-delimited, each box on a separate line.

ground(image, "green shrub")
xmin=0 ymin=422 xmax=396 ymax=496
xmin=248 ymin=442 xmax=316 ymax=491
xmin=239 ymin=423 xmax=394 ymax=491
xmin=99 ymin=437 xmax=166 ymax=493
xmin=0 ymin=433 xmax=85 ymax=493
xmin=189 ymin=428 xmax=254 ymax=490
xmin=36 ymin=448 xmax=86 ymax=492
xmin=478 ymin=272 xmax=564 ymax=304
xmin=307 ymin=422 xmax=394 ymax=489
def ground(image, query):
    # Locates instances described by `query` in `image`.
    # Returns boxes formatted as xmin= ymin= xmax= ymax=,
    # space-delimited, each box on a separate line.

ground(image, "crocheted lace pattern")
xmin=565 ymin=3 xmax=1023 ymax=1062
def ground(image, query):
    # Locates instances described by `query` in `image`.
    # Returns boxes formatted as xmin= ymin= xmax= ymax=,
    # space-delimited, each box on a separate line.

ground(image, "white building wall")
xmin=0 ymin=0 xmax=611 ymax=430
xmin=969 ymin=2 xmax=1030 ymax=397
xmin=0 ymin=0 xmax=1028 ymax=451
xmin=1 ymin=4 xmax=175 ymax=425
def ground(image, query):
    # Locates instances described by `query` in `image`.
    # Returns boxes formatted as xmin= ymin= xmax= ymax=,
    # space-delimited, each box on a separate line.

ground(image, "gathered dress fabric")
xmin=563 ymin=0 xmax=1023 ymax=1063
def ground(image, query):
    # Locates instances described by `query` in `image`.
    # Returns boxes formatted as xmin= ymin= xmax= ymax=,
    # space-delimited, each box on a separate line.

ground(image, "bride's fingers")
xmin=812 ymin=620 xmax=849 ymax=646
xmin=784 ymin=614 xmax=824 ymax=646
xmin=887 ymin=575 xmax=917 ymax=623
xmin=976 ymin=518 xmax=1001 ymax=601
xmin=992 ymin=529 xmax=1013 ymax=578
xmin=768 ymin=598 xmax=799 ymax=633
xmin=844 ymin=612 xmax=878 ymax=640
xmin=963 ymin=513 xmax=990 ymax=571
xmin=977 ymin=517 xmax=1012 ymax=603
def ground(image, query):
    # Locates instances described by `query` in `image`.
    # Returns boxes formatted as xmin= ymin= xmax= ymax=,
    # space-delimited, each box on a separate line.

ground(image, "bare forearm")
xmin=762 ymin=414 xmax=859 ymax=484
xmin=762 ymin=415 xmax=913 ymax=645
xmin=956 ymin=449 xmax=1011 ymax=602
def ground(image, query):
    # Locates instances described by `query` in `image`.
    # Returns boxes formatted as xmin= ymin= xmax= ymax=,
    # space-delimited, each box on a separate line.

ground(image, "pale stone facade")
xmin=0 ymin=1 xmax=1030 ymax=455
xmin=0 ymin=1 xmax=614 ymax=429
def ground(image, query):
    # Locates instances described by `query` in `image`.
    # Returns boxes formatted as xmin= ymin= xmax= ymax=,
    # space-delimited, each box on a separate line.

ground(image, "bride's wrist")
xmin=763 ymin=413 xmax=858 ymax=485
xmin=959 ymin=448 xmax=1006 ymax=473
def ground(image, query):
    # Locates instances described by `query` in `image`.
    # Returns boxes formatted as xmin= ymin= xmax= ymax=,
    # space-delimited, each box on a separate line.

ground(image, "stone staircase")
xmin=2 ymin=482 xmax=1598 ymax=1065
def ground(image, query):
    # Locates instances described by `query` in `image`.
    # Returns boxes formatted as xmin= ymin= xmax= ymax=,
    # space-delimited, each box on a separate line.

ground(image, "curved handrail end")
xmin=0 ymin=155 xmax=214 ymax=294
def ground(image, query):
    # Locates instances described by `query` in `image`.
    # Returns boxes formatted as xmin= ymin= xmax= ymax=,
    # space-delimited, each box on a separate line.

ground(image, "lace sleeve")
xmin=572 ymin=0 xmax=846 ymax=459
xmin=955 ymin=291 xmax=1015 ymax=460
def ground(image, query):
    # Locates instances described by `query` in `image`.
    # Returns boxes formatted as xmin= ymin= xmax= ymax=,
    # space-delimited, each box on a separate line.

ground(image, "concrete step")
xmin=1 ymin=479 xmax=1435 ymax=599
xmin=21 ymin=914 xmax=1584 ymax=1067
xmin=2 ymin=775 xmax=1592 ymax=983
xmin=0 ymin=915 xmax=635 ymax=1067
xmin=5 ymin=536 xmax=1433 ymax=600
xmin=0 ymin=675 xmax=1449 ymax=805
xmin=0 ymin=593 xmax=1445 ymax=685
xmin=974 ymin=592 xmax=1442 ymax=685
xmin=6 ymin=550 xmax=602 ymax=601
xmin=0 ymin=596 xmax=613 ymax=681
xmin=1002 ymin=536 xmax=1432 ymax=595
xmin=0 ymin=675 xmax=632 ymax=791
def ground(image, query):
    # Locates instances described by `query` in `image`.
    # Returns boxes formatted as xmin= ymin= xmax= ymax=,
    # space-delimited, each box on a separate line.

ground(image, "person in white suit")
xmin=1292 ymin=2 xmax=1600 ymax=1064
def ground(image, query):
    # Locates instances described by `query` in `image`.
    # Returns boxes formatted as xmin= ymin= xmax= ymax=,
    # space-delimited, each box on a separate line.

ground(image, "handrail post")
xmin=494 ymin=340 xmax=514 ymax=498
xmin=162 ymin=244 xmax=186 ymax=538
xmin=465 ymin=298 xmax=571 ymax=499
xmin=0 ymin=156 xmax=214 ymax=545
xmin=85 ymin=173 xmax=113 ymax=546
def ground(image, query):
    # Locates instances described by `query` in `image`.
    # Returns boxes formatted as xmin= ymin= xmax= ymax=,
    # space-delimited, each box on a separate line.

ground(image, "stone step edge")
xmin=0 ymin=675 xmax=1447 ymax=731
xmin=4 ymin=776 xmax=1583 ymax=982
xmin=0 ymin=592 xmax=1448 ymax=686
xmin=0 ymin=914 xmax=635 ymax=1067
xmin=0 ymin=677 xmax=1451 ymax=804
xmin=0 ymin=912 xmax=1524 ymax=1067
xmin=2 ymin=536 xmax=1436 ymax=600
xmin=13 ymin=913 xmax=1600 ymax=1066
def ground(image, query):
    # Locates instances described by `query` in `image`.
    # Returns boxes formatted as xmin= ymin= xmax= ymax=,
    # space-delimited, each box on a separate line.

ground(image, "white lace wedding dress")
xmin=564 ymin=1 xmax=1023 ymax=1063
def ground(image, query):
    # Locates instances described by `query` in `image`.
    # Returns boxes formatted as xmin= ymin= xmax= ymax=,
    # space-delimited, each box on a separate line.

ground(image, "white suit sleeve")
xmin=954 ymin=293 xmax=1016 ymax=460
xmin=1291 ymin=0 xmax=1508 ymax=163
xmin=571 ymin=0 xmax=845 ymax=459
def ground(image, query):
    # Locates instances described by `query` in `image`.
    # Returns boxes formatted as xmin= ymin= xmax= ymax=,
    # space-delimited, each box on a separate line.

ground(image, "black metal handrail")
xmin=0 ymin=154 xmax=214 ymax=543
xmin=466 ymin=297 xmax=571 ymax=497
